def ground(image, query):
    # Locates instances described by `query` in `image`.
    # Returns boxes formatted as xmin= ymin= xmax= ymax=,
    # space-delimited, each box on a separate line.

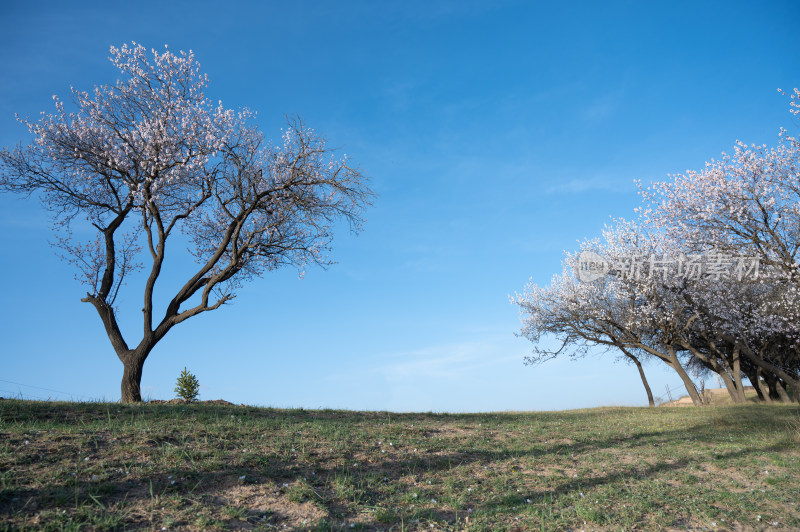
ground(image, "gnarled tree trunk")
xmin=120 ymin=350 xmax=149 ymax=403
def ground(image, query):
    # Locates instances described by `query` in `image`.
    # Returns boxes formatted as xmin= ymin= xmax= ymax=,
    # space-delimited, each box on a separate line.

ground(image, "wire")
xmin=0 ymin=388 xmax=51 ymax=401
xmin=0 ymin=379 xmax=95 ymax=400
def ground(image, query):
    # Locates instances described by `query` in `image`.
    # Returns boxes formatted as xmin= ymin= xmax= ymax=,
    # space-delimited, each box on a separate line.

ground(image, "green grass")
xmin=0 ymin=400 xmax=798 ymax=530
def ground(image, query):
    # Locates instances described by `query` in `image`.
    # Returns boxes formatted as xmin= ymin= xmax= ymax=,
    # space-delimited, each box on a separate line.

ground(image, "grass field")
xmin=1 ymin=400 xmax=798 ymax=531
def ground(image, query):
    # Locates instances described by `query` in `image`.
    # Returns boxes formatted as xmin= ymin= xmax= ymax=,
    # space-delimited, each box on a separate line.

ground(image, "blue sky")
xmin=1 ymin=0 xmax=798 ymax=411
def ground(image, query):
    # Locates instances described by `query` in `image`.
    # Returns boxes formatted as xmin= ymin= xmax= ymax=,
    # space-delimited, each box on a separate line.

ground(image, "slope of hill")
xmin=1 ymin=400 xmax=798 ymax=530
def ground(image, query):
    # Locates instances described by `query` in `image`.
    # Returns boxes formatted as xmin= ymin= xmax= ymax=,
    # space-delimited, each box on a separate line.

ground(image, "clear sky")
xmin=1 ymin=0 xmax=798 ymax=411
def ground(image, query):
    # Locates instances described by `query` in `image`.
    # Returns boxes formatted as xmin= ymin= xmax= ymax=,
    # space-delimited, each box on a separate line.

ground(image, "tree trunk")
xmin=618 ymin=347 xmax=655 ymax=406
xmin=763 ymin=373 xmax=792 ymax=403
xmin=717 ymin=369 xmax=744 ymax=403
xmin=774 ymin=379 xmax=793 ymax=404
xmin=743 ymin=366 xmax=764 ymax=400
xmin=734 ymin=338 xmax=800 ymax=401
xmin=731 ymin=347 xmax=747 ymax=403
xmin=635 ymin=359 xmax=656 ymax=407
xmin=755 ymin=368 xmax=773 ymax=404
xmin=752 ymin=381 xmax=766 ymax=401
xmin=668 ymin=347 xmax=703 ymax=405
xmin=120 ymin=350 xmax=148 ymax=403
xmin=685 ymin=342 xmax=745 ymax=403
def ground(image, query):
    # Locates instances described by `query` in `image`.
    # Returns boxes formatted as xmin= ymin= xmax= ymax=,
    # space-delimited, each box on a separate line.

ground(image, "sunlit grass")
xmin=1 ymin=400 xmax=798 ymax=530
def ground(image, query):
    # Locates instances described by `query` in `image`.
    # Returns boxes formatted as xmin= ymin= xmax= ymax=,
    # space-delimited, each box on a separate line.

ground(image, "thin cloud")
xmin=371 ymin=340 xmax=524 ymax=381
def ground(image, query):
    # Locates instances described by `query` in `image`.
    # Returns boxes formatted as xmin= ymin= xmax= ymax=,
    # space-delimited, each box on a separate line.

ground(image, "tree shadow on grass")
xmin=1 ymin=402 xmax=798 ymax=530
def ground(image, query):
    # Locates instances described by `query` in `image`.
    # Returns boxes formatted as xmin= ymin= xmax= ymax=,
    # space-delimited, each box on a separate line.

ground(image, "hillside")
xmin=661 ymin=387 xmax=761 ymax=407
xmin=1 ymin=400 xmax=798 ymax=531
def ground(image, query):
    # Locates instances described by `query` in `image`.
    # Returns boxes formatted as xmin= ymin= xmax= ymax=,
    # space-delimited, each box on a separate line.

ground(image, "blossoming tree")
xmin=0 ymin=43 xmax=373 ymax=402
xmin=510 ymin=256 xmax=659 ymax=407
xmin=515 ymin=89 xmax=800 ymax=406
xmin=513 ymin=220 xmax=709 ymax=405
xmin=639 ymin=89 xmax=800 ymax=401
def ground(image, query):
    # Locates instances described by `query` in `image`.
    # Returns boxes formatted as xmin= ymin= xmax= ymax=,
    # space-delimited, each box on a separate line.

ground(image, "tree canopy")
xmin=0 ymin=43 xmax=374 ymax=402
xmin=514 ymin=89 xmax=800 ymax=406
